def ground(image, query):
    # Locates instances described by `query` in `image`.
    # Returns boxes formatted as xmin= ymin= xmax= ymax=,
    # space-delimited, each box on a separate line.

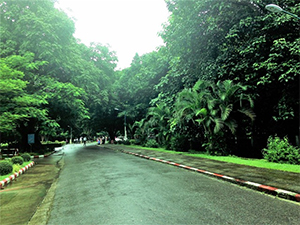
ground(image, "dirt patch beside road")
xmin=0 ymin=155 xmax=63 ymax=225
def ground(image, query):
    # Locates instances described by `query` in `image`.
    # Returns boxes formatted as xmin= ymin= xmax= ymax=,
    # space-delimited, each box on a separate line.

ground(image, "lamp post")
xmin=124 ymin=112 xmax=127 ymax=141
xmin=265 ymin=4 xmax=300 ymax=20
xmin=115 ymin=108 xmax=128 ymax=141
xmin=68 ymin=125 xmax=72 ymax=144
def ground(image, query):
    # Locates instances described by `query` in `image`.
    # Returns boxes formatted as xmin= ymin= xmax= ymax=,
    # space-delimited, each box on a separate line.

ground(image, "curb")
xmin=30 ymin=151 xmax=56 ymax=159
xmin=0 ymin=148 xmax=62 ymax=188
xmin=0 ymin=161 xmax=35 ymax=189
xmin=121 ymin=150 xmax=300 ymax=203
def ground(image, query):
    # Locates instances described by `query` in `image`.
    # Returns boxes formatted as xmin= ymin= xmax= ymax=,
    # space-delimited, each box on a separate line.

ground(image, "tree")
xmin=0 ymin=54 xmax=44 ymax=132
xmin=132 ymin=118 xmax=151 ymax=146
xmin=172 ymin=80 xmax=255 ymax=155
xmin=113 ymin=50 xmax=168 ymax=126
xmin=147 ymin=103 xmax=172 ymax=146
xmin=1 ymin=0 xmax=120 ymax=144
xmin=217 ymin=0 xmax=299 ymax=146
xmin=0 ymin=53 xmax=48 ymax=144
xmin=156 ymin=0 xmax=259 ymax=103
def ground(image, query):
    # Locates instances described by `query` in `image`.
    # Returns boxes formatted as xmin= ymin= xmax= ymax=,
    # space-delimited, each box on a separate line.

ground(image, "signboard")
xmin=28 ymin=134 xmax=35 ymax=144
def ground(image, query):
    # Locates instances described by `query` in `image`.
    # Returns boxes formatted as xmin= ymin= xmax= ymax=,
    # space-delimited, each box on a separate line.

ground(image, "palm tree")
xmin=147 ymin=103 xmax=172 ymax=146
xmin=172 ymin=79 xmax=255 ymax=154
xmin=132 ymin=118 xmax=150 ymax=145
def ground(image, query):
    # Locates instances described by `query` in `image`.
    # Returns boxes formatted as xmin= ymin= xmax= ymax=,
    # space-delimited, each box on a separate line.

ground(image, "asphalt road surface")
xmin=48 ymin=144 xmax=300 ymax=225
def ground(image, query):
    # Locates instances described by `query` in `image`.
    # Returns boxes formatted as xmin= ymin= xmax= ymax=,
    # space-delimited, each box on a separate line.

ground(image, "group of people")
xmin=97 ymin=137 xmax=107 ymax=145
xmin=68 ymin=136 xmax=109 ymax=146
xmin=72 ymin=137 xmax=87 ymax=145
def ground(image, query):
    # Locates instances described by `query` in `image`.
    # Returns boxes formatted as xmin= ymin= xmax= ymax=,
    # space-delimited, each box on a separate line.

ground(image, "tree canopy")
xmin=1 ymin=0 xmax=298 ymax=157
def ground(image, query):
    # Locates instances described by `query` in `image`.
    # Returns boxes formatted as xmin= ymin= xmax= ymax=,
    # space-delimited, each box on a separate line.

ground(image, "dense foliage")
xmin=1 ymin=0 xmax=299 ymax=158
xmin=0 ymin=0 xmax=117 ymax=150
xmin=0 ymin=160 xmax=13 ymax=175
xmin=11 ymin=156 xmax=24 ymax=165
xmin=20 ymin=153 xmax=31 ymax=162
xmin=263 ymin=136 xmax=300 ymax=164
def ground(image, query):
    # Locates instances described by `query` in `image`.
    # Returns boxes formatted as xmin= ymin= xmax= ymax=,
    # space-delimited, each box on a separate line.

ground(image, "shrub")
xmin=115 ymin=140 xmax=123 ymax=145
xmin=204 ymin=133 xmax=230 ymax=156
xmin=134 ymin=138 xmax=143 ymax=146
xmin=11 ymin=156 xmax=24 ymax=165
xmin=12 ymin=164 xmax=23 ymax=173
xmin=115 ymin=139 xmax=131 ymax=145
xmin=0 ymin=161 xmax=13 ymax=175
xmin=21 ymin=153 xmax=31 ymax=162
xmin=129 ymin=139 xmax=136 ymax=145
xmin=0 ymin=143 xmax=8 ymax=148
xmin=262 ymin=136 xmax=300 ymax=165
xmin=145 ymin=139 xmax=159 ymax=148
xmin=169 ymin=134 xmax=190 ymax=151
xmin=123 ymin=140 xmax=130 ymax=145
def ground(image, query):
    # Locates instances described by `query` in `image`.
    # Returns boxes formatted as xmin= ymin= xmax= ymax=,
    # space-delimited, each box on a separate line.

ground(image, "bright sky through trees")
xmin=55 ymin=0 xmax=170 ymax=70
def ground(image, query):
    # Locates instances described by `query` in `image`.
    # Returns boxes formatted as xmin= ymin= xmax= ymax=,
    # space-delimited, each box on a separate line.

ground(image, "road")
xmin=47 ymin=144 xmax=300 ymax=224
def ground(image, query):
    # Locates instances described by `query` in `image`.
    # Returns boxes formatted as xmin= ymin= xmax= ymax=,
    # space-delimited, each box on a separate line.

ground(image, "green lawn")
xmin=127 ymin=145 xmax=300 ymax=173
xmin=0 ymin=161 xmax=33 ymax=181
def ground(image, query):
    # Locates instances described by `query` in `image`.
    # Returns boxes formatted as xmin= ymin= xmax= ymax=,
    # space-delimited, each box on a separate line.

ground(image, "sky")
xmin=55 ymin=0 xmax=170 ymax=70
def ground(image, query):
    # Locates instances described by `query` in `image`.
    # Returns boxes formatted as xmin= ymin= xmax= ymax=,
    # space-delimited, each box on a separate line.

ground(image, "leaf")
xmin=238 ymin=108 xmax=256 ymax=121
xmin=196 ymin=108 xmax=208 ymax=116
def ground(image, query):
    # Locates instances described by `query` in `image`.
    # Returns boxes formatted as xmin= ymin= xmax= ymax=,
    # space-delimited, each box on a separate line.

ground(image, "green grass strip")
xmin=126 ymin=145 xmax=300 ymax=173
xmin=0 ymin=161 xmax=33 ymax=181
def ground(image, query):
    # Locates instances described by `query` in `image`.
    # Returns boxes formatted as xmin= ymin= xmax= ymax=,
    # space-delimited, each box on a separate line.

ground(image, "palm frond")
xmin=224 ymin=120 xmax=238 ymax=134
xmin=213 ymin=118 xmax=224 ymax=133
xmin=238 ymin=108 xmax=256 ymax=121
xmin=221 ymin=104 xmax=233 ymax=120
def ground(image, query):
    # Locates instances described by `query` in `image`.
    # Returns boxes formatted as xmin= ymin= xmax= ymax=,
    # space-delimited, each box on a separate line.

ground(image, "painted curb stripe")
xmin=0 ymin=162 xmax=34 ymax=189
xmin=30 ymin=151 xmax=56 ymax=159
xmin=120 ymin=150 xmax=300 ymax=202
xmin=295 ymin=194 xmax=300 ymax=202
xmin=259 ymin=185 xmax=278 ymax=192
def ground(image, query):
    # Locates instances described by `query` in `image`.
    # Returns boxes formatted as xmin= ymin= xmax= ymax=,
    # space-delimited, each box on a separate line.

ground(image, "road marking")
xmin=119 ymin=149 xmax=300 ymax=203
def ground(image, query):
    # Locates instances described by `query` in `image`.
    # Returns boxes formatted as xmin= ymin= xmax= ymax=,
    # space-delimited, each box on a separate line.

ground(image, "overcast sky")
xmin=55 ymin=0 xmax=170 ymax=70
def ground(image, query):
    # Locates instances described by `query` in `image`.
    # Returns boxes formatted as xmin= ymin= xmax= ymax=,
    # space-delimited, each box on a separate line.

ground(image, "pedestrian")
xmin=83 ymin=136 xmax=87 ymax=146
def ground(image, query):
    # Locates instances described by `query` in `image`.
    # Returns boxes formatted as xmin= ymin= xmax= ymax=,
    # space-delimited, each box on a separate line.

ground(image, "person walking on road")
xmin=83 ymin=137 xmax=87 ymax=146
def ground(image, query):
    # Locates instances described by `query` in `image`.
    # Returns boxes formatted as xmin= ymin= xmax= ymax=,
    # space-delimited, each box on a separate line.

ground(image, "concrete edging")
xmin=120 ymin=150 xmax=300 ymax=203
xmin=30 ymin=151 xmax=56 ymax=159
xmin=0 ymin=149 xmax=58 ymax=189
xmin=0 ymin=162 xmax=35 ymax=189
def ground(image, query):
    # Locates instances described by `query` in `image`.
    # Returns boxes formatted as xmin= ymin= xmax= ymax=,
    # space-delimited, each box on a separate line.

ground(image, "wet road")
xmin=48 ymin=144 xmax=300 ymax=224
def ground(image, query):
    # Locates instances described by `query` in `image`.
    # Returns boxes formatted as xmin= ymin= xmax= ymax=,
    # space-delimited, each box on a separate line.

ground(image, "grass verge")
xmin=126 ymin=145 xmax=300 ymax=173
xmin=0 ymin=161 xmax=33 ymax=181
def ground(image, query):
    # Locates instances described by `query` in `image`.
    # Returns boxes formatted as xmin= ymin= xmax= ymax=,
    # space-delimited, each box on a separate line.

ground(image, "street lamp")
xmin=265 ymin=4 xmax=300 ymax=20
xmin=68 ymin=125 xmax=72 ymax=144
xmin=114 ymin=108 xmax=128 ymax=141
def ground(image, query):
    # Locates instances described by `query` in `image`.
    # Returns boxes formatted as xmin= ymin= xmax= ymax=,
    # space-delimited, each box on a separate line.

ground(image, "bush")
xmin=145 ymin=139 xmax=159 ymax=148
xmin=0 ymin=143 xmax=8 ymax=148
xmin=262 ymin=136 xmax=300 ymax=165
xmin=122 ymin=140 xmax=130 ymax=145
xmin=129 ymin=139 xmax=136 ymax=145
xmin=21 ymin=153 xmax=31 ymax=162
xmin=134 ymin=138 xmax=143 ymax=146
xmin=169 ymin=134 xmax=189 ymax=151
xmin=11 ymin=156 xmax=24 ymax=165
xmin=204 ymin=133 xmax=230 ymax=156
xmin=0 ymin=161 xmax=13 ymax=175
xmin=115 ymin=140 xmax=123 ymax=145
